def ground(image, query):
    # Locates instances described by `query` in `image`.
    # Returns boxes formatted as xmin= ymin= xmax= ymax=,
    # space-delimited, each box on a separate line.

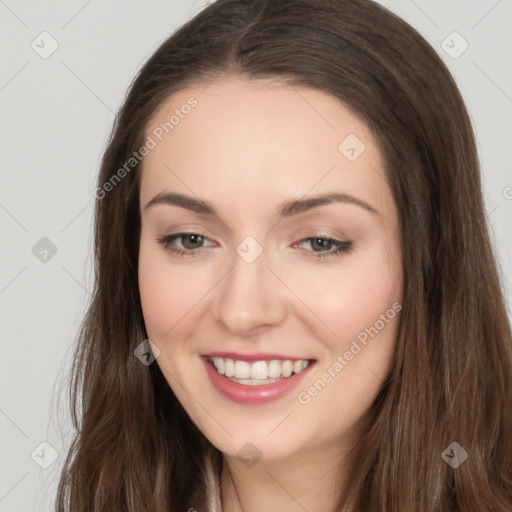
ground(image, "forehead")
xmin=140 ymin=76 xmax=392 ymax=220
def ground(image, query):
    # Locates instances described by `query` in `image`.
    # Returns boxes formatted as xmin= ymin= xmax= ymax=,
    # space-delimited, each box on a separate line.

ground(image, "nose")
xmin=211 ymin=245 xmax=287 ymax=337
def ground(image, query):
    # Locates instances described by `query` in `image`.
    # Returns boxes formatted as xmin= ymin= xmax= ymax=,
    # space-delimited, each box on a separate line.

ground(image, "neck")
xmin=220 ymin=440 xmax=354 ymax=512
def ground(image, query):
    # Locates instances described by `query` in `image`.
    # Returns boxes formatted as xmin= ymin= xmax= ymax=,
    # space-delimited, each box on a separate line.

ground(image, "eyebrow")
xmin=143 ymin=191 xmax=379 ymax=217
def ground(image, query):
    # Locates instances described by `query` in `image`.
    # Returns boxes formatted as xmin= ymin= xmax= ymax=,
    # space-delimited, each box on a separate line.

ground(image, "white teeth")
xmin=209 ymin=356 xmax=311 ymax=384
xmin=282 ymin=360 xmax=293 ymax=378
xmin=234 ymin=360 xmax=251 ymax=379
xmin=268 ymin=360 xmax=282 ymax=379
xmin=251 ymin=361 xmax=268 ymax=379
xmin=224 ymin=358 xmax=235 ymax=377
xmin=212 ymin=357 xmax=224 ymax=374
xmin=293 ymin=360 xmax=305 ymax=373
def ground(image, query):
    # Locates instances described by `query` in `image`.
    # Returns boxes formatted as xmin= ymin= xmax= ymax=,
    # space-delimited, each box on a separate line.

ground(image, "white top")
xmin=204 ymin=452 xmax=222 ymax=512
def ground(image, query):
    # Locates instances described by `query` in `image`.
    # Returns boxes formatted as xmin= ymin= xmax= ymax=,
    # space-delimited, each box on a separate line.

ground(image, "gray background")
xmin=1 ymin=0 xmax=511 ymax=510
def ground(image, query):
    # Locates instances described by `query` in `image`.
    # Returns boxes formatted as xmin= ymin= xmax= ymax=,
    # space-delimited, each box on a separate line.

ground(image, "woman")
xmin=56 ymin=0 xmax=512 ymax=510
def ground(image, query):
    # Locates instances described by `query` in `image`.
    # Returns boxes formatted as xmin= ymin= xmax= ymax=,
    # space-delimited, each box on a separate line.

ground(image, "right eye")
xmin=156 ymin=232 xmax=216 ymax=257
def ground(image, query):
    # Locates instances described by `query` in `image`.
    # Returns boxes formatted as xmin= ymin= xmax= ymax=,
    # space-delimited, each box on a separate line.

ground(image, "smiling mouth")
xmin=206 ymin=356 xmax=314 ymax=386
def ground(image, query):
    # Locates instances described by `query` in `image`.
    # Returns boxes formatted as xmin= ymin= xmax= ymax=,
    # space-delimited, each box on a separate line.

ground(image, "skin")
xmin=138 ymin=76 xmax=403 ymax=512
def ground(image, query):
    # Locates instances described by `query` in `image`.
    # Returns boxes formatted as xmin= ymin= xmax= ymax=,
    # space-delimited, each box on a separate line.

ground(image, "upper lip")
xmin=203 ymin=351 xmax=314 ymax=362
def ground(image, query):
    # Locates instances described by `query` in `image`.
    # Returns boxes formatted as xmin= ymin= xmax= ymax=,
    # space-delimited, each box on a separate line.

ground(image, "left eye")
xmin=294 ymin=237 xmax=353 ymax=258
xmin=156 ymin=233 xmax=353 ymax=259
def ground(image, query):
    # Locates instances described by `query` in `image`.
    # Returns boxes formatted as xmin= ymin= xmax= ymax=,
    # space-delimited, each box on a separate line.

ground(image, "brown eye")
xmin=156 ymin=232 xmax=215 ymax=256
xmin=295 ymin=236 xmax=353 ymax=259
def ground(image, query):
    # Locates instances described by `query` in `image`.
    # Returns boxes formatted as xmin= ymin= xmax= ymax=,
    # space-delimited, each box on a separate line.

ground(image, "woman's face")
xmin=138 ymin=76 xmax=403 ymax=462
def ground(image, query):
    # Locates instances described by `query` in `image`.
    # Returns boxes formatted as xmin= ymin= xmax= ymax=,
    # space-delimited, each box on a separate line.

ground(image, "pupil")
xmin=185 ymin=234 xmax=202 ymax=249
xmin=312 ymin=238 xmax=331 ymax=251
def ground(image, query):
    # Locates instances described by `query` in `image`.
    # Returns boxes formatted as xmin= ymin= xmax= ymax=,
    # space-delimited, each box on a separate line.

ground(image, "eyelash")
xmin=156 ymin=233 xmax=353 ymax=259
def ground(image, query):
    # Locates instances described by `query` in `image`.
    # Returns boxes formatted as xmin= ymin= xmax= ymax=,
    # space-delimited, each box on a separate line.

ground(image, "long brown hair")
xmin=55 ymin=0 xmax=512 ymax=510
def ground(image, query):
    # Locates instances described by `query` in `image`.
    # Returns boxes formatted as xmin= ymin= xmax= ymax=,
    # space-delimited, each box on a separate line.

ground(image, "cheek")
xmin=138 ymin=241 xmax=198 ymax=339
xmin=286 ymin=252 xmax=402 ymax=354
xmin=138 ymin=244 xmax=167 ymax=335
xmin=294 ymin=260 xmax=402 ymax=438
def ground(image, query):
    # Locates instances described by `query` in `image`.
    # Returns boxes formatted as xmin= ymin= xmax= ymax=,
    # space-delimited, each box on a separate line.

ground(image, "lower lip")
xmin=202 ymin=357 xmax=315 ymax=405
